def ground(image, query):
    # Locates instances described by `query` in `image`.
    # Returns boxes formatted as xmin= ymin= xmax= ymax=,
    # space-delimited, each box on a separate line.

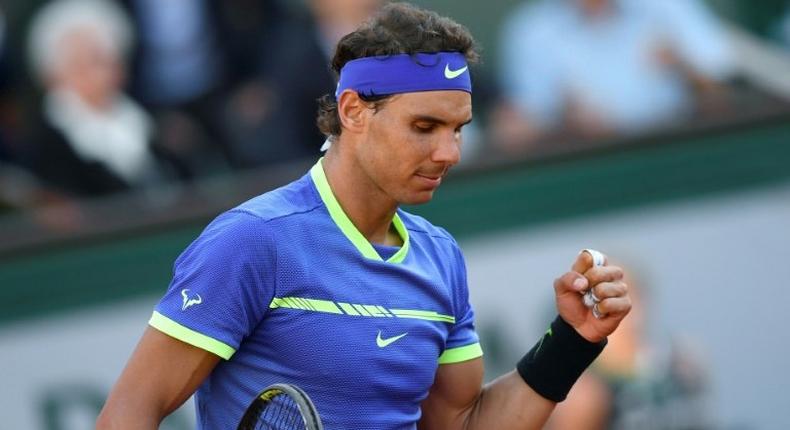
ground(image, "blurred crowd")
xmin=494 ymin=0 xmax=735 ymax=151
xmin=0 ymin=0 xmax=788 ymax=231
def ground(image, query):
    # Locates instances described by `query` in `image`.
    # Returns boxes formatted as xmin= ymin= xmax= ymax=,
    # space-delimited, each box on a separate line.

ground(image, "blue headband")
xmin=334 ymin=52 xmax=472 ymax=98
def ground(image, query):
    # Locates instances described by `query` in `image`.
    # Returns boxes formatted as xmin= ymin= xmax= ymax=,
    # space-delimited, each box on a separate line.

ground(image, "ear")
xmin=337 ymin=90 xmax=369 ymax=134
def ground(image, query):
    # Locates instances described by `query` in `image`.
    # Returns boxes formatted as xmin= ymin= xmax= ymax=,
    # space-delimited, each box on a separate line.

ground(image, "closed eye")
xmin=413 ymin=123 xmax=437 ymax=134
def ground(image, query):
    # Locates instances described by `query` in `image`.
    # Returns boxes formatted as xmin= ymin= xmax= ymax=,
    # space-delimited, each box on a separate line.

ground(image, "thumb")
xmin=572 ymin=248 xmax=607 ymax=273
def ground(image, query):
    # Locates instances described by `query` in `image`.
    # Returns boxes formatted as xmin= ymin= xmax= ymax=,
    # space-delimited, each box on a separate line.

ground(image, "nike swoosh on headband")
xmin=335 ymin=52 xmax=472 ymax=97
xmin=444 ymin=64 xmax=468 ymax=79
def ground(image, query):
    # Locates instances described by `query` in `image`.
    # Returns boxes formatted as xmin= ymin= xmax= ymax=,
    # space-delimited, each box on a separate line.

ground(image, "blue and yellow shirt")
xmin=150 ymin=160 xmax=482 ymax=429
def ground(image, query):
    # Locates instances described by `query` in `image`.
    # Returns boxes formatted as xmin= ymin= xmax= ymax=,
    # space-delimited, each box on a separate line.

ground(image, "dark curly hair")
xmin=316 ymin=2 xmax=479 ymax=140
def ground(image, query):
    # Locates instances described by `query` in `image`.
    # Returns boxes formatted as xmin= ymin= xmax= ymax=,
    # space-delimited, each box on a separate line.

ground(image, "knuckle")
xmin=606 ymin=266 xmax=623 ymax=281
xmin=620 ymin=297 xmax=632 ymax=312
xmin=600 ymin=297 xmax=622 ymax=313
xmin=585 ymin=268 xmax=601 ymax=284
xmin=592 ymin=283 xmax=608 ymax=298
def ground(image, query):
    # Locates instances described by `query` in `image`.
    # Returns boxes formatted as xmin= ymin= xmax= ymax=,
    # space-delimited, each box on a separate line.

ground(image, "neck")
xmin=322 ymin=150 xmax=401 ymax=246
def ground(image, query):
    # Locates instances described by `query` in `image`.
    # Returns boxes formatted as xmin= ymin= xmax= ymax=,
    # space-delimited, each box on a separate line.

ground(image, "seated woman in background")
xmin=23 ymin=0 xmax=189 ymax=198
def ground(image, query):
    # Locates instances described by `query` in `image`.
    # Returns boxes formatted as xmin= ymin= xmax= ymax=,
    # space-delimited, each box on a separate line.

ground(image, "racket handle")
xmin=580 ymin=249 xmax=606 ymax=318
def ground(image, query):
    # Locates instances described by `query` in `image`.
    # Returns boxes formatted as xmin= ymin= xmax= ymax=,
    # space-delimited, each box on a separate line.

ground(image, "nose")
xmin=431 ymin=130 xmax=461 ymax=166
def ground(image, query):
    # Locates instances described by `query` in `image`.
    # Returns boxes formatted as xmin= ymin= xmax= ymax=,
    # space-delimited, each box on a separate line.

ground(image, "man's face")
xmin=354 ymin=90 xmax=472 ymax=205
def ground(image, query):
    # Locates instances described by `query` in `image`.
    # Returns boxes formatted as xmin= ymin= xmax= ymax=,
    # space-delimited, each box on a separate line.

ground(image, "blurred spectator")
xmin=0 ymin=6 xmax=18 ymax=164
xmin=220 ymin=0 xmax=382 ymax=167
xmin=23 ymin=0 xmax=190 ymax=198
xmin=0 ymin=9 xmax=9 ymax=161
xmin=495 ymin=0 xmax=734 ymax=153
xmin=547 ymin=274 xmax=712 ymax=430
xmin=120 ymin=0 xmax=238 ymax=174
xmin=122 ymin=0 xmax=222 ymax=112
xmin=0 ymin=3 xmax=76 ymax=226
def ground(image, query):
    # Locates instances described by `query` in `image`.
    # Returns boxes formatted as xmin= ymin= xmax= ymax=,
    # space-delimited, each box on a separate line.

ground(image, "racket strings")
xmin=255 ymin=393 xmax=304 ymax=430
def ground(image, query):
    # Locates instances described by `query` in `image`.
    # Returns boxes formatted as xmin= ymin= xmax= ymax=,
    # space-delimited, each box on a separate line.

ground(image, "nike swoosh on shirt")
xmin=376 ymin=330 xmax=408 ymax=348
xmin=444 ymin=64 xmax=468 ymax=79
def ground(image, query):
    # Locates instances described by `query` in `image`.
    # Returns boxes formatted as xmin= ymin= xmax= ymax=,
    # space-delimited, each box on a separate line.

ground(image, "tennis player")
xmin=97 ymin=3 xmax=630 ymax=429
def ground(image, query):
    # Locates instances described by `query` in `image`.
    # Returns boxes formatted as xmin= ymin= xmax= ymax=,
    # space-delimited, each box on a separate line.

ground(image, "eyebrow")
xmin=412 ymin=114 xmax=473 ymax=127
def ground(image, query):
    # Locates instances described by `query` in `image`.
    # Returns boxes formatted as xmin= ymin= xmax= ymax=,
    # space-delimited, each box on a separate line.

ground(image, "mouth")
xmin=414 ymin=170 xmax=446 ymax=188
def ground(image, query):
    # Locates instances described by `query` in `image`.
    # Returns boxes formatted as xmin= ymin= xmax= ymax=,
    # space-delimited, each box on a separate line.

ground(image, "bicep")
xmin=418 ymin=357 xmax=484 ymax=430
xmin=98 ymin=327 xmax=221 ymax=428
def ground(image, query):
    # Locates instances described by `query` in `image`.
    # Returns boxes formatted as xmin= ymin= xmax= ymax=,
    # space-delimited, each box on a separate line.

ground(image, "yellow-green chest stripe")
xmin=269 ymin=296 xmax=455 ymax=323
xmin=389 ymin=309 xmax=456 ymax=323
xmin=270 ymin=297 xmax=343 ymax=314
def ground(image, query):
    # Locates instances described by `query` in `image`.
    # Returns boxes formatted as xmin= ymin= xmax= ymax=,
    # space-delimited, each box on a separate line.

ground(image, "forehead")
xmin=385 ymin=90 xmax=472 ymax=122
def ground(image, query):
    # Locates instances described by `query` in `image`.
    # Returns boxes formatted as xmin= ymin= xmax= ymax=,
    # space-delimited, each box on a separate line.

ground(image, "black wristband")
xmin=516 ymin=316 xmax=607 ymax=402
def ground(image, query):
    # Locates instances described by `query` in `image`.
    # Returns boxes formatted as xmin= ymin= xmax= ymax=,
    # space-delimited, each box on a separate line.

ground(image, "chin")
xmin=400 ymin=191 xmax=436 ymax=206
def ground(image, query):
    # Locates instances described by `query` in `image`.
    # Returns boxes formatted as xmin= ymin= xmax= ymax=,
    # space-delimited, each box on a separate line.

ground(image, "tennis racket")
xmin=237 ymin=383 xmax=323 ymax=430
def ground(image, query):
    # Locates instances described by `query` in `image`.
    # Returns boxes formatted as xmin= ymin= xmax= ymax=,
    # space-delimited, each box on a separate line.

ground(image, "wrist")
xmin=516 ymin=316 xmax=607 ymax=402
xmin=573 ymin=324 xmax=607 ymax=344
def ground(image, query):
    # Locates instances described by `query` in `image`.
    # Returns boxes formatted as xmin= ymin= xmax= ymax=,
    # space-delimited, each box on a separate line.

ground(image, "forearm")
xmin=451 ymin=317 xmax=605 ymax=430
xmin=464 ymin=371 xmax=555 ymax=430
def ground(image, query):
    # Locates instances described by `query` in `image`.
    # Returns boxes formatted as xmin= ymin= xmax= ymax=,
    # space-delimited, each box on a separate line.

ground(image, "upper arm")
xmin=418 ymin=239 xmax=486 ymax=430
xmin=418 ymin=357 xmax=485 ymax=430
xmin=97 ymin=327 xmax=221 ymax=428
